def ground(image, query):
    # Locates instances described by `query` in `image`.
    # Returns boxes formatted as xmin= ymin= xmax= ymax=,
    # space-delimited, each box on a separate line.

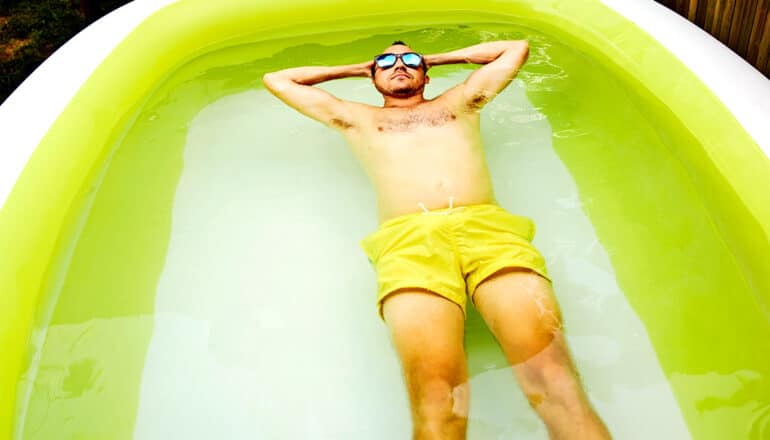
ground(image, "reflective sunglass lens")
xmin=402 ymin=53 xmax=422 ymax=67
xmin=376 ymin=54 xmax=396 ymax=68
xmin=374 ymin=52 xmax=423 ymax=70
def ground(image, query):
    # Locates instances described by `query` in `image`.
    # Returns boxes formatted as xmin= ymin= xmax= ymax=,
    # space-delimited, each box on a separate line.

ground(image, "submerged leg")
xmin=473 ymin=268 xmax=611 ymax=439
xmin=382 ymin=288 xmax=470 ymax=440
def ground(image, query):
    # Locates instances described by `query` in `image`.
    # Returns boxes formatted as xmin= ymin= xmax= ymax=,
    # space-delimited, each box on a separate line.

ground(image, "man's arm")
xmin=425 ymin=40 xmax=529 ymax=110
xmin=262 ymin=62 xmax=372 ymax=129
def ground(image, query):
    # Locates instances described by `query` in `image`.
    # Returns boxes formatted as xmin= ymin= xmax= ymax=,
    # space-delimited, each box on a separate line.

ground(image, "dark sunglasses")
xmin=374 ymin=52 xmax=425 ymax=70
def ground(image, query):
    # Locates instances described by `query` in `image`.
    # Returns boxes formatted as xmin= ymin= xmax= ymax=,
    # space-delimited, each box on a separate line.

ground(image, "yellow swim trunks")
xmin=360 ymin=203 xmax=551 ymax=320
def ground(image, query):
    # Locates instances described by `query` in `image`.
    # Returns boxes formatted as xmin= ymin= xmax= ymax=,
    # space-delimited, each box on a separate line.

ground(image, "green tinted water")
xmin=15 ymin=21 xmax=770 ymax=439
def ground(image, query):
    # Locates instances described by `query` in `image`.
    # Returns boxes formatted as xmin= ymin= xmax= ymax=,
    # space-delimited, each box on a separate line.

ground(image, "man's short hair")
xmin=391 ymin=40 xmax=408 ymax=46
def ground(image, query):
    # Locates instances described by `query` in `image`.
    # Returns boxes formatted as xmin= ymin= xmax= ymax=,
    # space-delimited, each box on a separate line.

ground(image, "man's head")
xmin=371 ymin=41 xmax=429 ymax=98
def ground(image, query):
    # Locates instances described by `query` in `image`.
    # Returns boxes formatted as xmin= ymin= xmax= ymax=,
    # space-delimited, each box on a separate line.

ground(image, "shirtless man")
xmin=263 ymin=40 xmax=610 ymax=440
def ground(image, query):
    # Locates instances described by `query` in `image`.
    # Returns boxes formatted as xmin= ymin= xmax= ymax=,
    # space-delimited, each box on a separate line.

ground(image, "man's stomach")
xmin=372 ymin=170 xmax=498 ymax=224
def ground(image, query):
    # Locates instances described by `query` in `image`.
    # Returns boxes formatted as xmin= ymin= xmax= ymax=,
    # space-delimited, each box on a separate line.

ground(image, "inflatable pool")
xmin=1 ymin=0 xmax=769 ymax=438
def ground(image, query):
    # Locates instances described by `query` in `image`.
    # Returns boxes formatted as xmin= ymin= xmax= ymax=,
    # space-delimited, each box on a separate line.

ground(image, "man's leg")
xmin=382 ymin=288 xmax=470 ymax=440
xmin=472 ymin=268 xmax=611 ymax=439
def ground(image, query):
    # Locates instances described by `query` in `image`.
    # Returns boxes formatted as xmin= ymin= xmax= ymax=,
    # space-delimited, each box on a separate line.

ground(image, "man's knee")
xmin=519 ymin=361 xmax=569 ymax=395
xmin=408 ymin=377 xmax=469 ymax=438
xmin=515 ymin=342 xmax=580 ymax=407
xmin=412 ymin=378 xmax=469 ymax=416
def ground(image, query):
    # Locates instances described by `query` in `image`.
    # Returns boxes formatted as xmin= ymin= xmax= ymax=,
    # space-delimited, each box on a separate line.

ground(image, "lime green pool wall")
xmin=1 ymin=0 xmax=769 ymax=438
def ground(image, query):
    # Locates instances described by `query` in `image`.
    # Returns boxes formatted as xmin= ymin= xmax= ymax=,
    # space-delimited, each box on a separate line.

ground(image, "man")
xmin=263 ymin=40 xmax=611 ymax=439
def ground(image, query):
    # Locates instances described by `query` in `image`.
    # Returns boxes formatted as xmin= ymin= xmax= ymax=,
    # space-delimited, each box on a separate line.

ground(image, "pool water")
xmin=14 ymin=22 xmax=770 ymax=439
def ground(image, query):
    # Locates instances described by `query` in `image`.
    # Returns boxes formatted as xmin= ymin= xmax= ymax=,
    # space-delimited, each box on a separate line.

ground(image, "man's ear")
xmin=425 ymin=75 xmax=430 ymax=84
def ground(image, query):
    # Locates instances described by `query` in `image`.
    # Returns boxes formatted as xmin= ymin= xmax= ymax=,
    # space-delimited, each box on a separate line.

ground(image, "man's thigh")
xmin=472 ymin=268 xmax=562 ymax=365
xmin=382 ymin=288 xmax=468 ymax=401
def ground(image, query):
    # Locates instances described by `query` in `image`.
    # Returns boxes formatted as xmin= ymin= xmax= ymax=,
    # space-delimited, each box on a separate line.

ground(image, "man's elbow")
xmin=262 ymin=72 xmax=278 ymax=91
xmin=520 ymin=41 xmax=529 ymax=62
xmin=507 ymin=40 xmax=529 ymax=65
xmin=511 ymin=40 xmax=528 ymax=56
xmin=262 ymin=72 xmax=289 ymax=93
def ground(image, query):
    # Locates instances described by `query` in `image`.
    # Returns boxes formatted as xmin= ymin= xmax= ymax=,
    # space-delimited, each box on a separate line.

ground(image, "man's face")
xmin=372 ymin=45 xmax=429 ymax=98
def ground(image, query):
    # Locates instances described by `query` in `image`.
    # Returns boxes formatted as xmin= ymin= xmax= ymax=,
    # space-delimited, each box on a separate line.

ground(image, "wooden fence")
xmin=655 ymin=0 xmax=770 ymax=78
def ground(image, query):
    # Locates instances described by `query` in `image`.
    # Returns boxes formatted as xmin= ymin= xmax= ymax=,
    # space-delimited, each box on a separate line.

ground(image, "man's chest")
xmin=372 ymin=107 xmax=459 ymax=133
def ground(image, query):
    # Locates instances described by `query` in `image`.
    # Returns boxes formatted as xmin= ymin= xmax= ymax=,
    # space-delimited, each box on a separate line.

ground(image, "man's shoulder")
xmin=342 ymin=100 xmax=378 ymax=116
xmin=430 ymin=84 xmax=474 ymax=111
xmin=328 ymin=100 xmax=381 ymax=132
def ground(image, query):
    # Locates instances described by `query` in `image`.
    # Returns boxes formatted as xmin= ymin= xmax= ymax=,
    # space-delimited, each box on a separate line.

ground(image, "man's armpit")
xmin=465 ymin=91 xmax=491 ymax=111
xmin=330 ymin=117 xmax=354 ymax=129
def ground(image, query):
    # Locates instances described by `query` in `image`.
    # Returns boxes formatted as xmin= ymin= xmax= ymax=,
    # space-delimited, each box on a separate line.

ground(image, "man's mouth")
xmin=392 ymin=73 xmax=410 ymax=79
